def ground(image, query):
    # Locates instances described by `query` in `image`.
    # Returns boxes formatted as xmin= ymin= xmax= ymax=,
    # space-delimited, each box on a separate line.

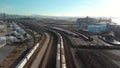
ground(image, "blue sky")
xmin=0 ymin=0 xmax=120 ymax=17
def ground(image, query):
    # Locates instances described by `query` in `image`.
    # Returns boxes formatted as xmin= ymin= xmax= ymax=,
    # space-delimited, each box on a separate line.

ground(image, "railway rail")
xmin=31 ymin=33 xmax=52 ymax=68
xmin=16 ymin=23 xmax=64 ymax=68
xmin=57 ymin=32 xmax=76 ymax=68
xmin=14 ymin=23 xmax=120 ymax=68
xmin=15 ymin=32 xmax=46 ymax=68
xmin=24 ymin=33 xmax=50 ymax=68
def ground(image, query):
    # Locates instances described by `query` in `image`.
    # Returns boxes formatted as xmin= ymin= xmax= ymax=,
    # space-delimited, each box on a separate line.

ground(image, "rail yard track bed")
xmin=23 ymin=33 xmax=46 ymax=68
xmin=75 ymin=49 xmax=120 ymax=68
xmin=24 ymin=32 xmax=58 ymax=68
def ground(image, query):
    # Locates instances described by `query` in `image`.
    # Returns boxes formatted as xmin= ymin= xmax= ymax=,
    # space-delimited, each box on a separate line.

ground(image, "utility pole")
xmin=3 ymin=13 xmax=5 ymax=22
xmin=3 ymin=13 xmax=8 ymax=44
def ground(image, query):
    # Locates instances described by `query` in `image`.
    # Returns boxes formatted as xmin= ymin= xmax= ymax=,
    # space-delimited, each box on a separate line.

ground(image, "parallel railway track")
xmin=60 ymin=33 xmax=76 ymax=68
xmin=23 ymin=33 xmax=47 ymax=68
xmin=18 ymin=23 xmax=58 ymax=68
xmin=17 ymin=23 xmax=120 ymax=68
xmin=24 ymin=33 xmax=53 ymax=68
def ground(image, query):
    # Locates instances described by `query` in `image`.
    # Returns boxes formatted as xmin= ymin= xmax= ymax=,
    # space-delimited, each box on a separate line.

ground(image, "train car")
xmin=75 ymin=32 xmax=93 ymax=42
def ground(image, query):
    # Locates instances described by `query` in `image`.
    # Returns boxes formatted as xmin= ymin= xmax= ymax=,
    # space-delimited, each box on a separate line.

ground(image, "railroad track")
xmin=19 ymin=23 xmax=61 ymax=68
xmin=61 ymin=33 xmax=76 ymax=68
xmin=23 ymin=32 xmax=47 ymax=68
xmin=23 ymin=32 xmax=53 ymax=68
xmin=20 ymin=23 xmax=114 ymax=68
xmin=38 ymin=33 xmax=53 ymax=68
xmin=47 ymin=26 xmax=77 ymax=68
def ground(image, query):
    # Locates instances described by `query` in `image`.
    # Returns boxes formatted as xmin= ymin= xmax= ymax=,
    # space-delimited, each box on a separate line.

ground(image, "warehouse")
xmin=88 ymin=24 xmax=107 ymax=33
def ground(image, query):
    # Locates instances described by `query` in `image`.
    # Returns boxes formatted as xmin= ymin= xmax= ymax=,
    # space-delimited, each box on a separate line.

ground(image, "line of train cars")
xmin=52 ymin=27 xmax=93 ymax=42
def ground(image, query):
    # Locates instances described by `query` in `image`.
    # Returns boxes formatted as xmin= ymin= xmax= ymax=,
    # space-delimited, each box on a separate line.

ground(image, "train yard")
xmin=21 ymin=22 xmax=120 ymax=68
xmin=47 ymin=26 xmax=120 ymax=68
xmin=0 ymin=21 xmax=120 ymax=68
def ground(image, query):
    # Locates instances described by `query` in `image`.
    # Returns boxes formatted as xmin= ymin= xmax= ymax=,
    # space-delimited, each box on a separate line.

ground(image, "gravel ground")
xmin=75 ymin=49 xmax=120 ymax=68
xmin=0 ymin=45 xmax=16 ymax=64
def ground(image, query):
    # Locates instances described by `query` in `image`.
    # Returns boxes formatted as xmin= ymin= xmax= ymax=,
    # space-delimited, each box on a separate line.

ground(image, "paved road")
xmin=0 ymin=45 xmax=16 ymax=64
xmin=31 ymin=33 xmax=50 ymax=68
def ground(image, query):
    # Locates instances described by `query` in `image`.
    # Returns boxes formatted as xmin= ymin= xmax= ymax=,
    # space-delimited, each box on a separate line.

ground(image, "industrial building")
xmin=107 ymin=23 xmax=119 ymax=31
xmin=0 ymin=21 xmax=31 ymax=44
xmin=77 ymin=17 xmax=112 ymax=30
xmin=88 ymin=24 xmax=107 ymax=33
xmin=7 ymin=22 xmax=31 ymax=43
xmin=77 ymin=16 xmax=98 ymax=24
xmin=77 ymin=17 xmax=98 ymax=29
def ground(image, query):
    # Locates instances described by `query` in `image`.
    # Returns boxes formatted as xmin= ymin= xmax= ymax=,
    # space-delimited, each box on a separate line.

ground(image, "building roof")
xmin=0 ymin=21 xmax=4 ymax=25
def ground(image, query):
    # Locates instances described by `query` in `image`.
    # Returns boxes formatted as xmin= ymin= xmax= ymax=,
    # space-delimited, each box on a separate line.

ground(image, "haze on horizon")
xmin=0 ymin=0 xmax=120 ymax=17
